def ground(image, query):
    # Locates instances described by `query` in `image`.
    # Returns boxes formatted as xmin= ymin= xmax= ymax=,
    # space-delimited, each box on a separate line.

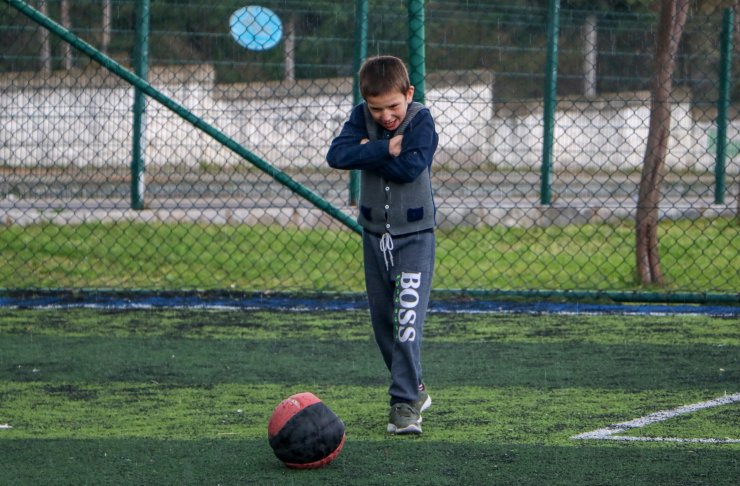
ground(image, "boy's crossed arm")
xmin=360 ymin=135 xmax=403 ymax=157
xmin=328 ymin=111 xmax=435 ymax=184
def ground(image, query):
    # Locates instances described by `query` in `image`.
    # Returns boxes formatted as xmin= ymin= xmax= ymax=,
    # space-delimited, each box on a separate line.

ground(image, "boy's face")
xmin=365 ymin=86 xmax=414 ymax=132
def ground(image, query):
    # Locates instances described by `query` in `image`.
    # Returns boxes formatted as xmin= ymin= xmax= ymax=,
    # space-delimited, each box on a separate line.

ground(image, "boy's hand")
xmin=389 ymin=135 xmax=403 ymax=157
xmin=360 ymin=138 xmax=369 ymax=144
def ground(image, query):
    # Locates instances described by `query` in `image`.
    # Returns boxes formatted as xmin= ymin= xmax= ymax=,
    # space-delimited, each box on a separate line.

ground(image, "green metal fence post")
xmin=541 ymin=0 xmax=560 ymax=206
xmin=715 ymin=7 xmax=733 ymax=205
xmin=407 ymin=0 xmax=426 ymax=103
xmin=349 ymin=0 xmax=368 ymax=206
xmin=131 ymin=0 xmax=149 ymax=210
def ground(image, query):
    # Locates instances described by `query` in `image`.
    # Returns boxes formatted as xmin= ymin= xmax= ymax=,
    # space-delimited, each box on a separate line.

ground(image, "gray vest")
xmin=358 ymin=102 xmax=436 ymax=235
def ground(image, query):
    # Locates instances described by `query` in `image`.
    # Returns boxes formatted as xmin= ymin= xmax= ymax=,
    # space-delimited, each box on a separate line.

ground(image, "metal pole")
xmin=541 ymin=0 xmax=560 ymax=206
xmin=715 ymin=7 xmax=733 ymax=205
xmin=349 ymin=0 xmax=368 ymax=206
xmin=407 ymin=0 xmax=426 ymax=103
xmin=131 ymin=0 xmax=149 ymax=210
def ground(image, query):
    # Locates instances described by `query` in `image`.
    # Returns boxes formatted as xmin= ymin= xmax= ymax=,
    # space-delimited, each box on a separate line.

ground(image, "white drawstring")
xmin=380 ymin=233 xmax=394 ymax=270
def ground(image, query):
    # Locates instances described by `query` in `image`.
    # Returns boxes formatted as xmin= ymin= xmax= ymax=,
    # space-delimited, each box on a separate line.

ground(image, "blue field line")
xmin=0 ymin=290 xmax=738 ymax=316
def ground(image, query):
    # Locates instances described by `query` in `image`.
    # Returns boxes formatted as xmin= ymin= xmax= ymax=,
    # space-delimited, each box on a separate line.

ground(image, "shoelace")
xmin=379 ymin=232 xmax=394 ymax=271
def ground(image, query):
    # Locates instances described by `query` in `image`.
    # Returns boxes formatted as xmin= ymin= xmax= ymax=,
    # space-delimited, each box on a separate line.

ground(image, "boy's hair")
xmin=359 ymin=56 xmax=411 ymax=99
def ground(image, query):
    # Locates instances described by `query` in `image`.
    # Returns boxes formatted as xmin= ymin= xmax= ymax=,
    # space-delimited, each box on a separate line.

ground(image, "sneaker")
xmin=413 ymin=387 xmax=432 ymax=414
xmin=387 ymin=402 xmax=422 ymax=434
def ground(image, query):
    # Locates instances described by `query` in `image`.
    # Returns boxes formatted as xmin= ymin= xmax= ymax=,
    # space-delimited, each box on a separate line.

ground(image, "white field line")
xmin=572 ymin=393 xmax=740 ymax=443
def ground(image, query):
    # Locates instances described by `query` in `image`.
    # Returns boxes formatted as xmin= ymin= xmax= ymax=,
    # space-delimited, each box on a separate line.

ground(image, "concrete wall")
xmin=0 ymin=66 xmax=737 ymax=175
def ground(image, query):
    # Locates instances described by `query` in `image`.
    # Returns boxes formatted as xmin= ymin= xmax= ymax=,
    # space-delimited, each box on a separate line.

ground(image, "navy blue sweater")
xmin=326 ymin=103 xmax=438 ymax=184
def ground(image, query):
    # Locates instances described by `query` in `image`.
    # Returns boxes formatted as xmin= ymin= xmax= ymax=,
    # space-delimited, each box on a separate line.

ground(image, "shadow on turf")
xmin=3 ymin=335 xmax=737 ymax=391
xmin=2 ymin=438 xmax=738 ymax=485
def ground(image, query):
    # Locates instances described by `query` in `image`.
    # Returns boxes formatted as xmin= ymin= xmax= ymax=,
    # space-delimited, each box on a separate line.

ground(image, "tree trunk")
xmin=38 ymin=0 xmax=51 ymax=73
xmin=583 ymin=14 xmax=597 ymax=97
xmin=60 ymin=0 xmax=72 ymax=70
xmin=284 ymin=17 xmax=295 ymax=81
xmin=635 ymin=0 xmax=689 ymax=286
xmin=102 ymin=0 xmax=112 ymax=56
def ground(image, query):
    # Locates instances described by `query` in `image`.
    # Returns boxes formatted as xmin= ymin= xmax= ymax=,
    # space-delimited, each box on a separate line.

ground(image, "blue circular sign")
xmin=229 ymin=6 xmax=283 ymax=51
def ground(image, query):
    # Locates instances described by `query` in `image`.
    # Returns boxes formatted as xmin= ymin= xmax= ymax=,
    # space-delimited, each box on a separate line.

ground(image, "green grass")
xmin=0 ymin=217 xmax=738 ymax=292
xmin=1 ymin=308 xmax=738 ymax=485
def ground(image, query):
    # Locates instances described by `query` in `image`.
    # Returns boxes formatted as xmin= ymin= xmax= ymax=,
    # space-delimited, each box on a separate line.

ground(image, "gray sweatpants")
xmin=362 ymin=230 xmax=435 ymax=406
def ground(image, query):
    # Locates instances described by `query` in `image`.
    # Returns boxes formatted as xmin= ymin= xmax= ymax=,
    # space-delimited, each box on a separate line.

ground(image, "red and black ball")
xmin=267 ymin=392 xmax=345 ymax=469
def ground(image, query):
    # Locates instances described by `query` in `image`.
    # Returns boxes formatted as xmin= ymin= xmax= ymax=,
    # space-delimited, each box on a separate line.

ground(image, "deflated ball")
xmin=267 ymin=392 xmax=345 ymax=469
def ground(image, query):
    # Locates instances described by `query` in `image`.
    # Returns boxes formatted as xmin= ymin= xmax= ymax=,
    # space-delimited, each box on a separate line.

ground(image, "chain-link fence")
xmin=1 ymin=0 xmax=738 ymax=300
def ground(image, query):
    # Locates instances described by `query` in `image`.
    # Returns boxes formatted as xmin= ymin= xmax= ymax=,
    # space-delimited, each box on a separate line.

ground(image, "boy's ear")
xmin=406 ymin=85 xmax=415 ymax=102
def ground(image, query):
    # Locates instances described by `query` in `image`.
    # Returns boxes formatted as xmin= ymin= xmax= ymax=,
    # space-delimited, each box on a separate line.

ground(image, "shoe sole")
xmin=387 ymin=422 xmax=422 ymax=434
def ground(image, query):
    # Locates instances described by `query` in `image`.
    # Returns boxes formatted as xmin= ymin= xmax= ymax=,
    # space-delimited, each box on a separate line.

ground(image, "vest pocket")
xmin=407 ymin=207 xmax=424 ymax=222
xmin=360 ymin=206 xmax=373 ymax=221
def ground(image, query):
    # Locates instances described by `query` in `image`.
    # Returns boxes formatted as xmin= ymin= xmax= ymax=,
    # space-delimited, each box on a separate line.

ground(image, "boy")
xmin=326 ymin=56 xmax=439 ymax=434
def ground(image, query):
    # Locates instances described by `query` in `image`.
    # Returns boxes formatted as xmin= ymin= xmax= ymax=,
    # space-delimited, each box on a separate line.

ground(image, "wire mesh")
xmin=0 ymin=0 xmax=737 ymax=296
